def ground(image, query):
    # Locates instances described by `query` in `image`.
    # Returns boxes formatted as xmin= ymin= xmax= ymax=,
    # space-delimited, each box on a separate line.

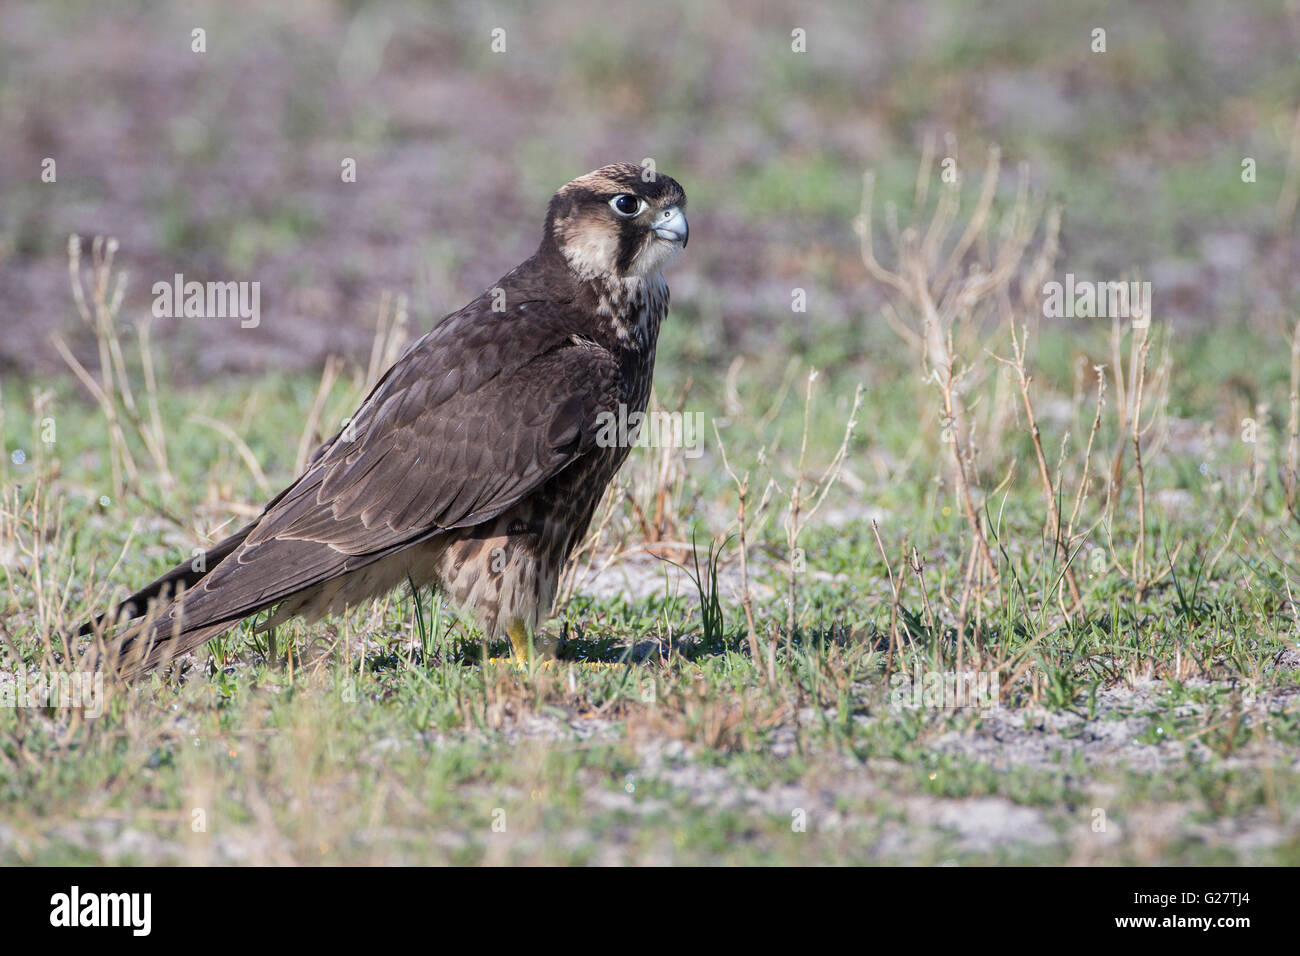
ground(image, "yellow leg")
xmin=506 ymin=620 xmax=557 ymax=662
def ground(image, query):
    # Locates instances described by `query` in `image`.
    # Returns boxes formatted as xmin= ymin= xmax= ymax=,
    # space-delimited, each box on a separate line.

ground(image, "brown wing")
xmin=100 ymin=275 xmax=625 ymax=658
xmin=174 ymin=339 xmax=621 ymax=628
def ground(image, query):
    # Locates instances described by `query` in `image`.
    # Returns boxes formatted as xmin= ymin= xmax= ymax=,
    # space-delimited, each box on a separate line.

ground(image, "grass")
xmin=3 ymin=157 xmax=1300 ymax=864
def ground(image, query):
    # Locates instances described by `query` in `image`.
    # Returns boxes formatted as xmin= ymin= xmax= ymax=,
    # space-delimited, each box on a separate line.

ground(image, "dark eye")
xmin=610 ymin=194 xmax=644 ymax=217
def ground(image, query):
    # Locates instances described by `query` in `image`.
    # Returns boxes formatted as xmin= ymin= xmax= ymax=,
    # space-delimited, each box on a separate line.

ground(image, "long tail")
xmin=78 ymin=521 xmax=257 ymax=676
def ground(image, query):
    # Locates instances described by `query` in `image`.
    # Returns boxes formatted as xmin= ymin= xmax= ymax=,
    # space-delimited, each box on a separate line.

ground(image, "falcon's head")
xmin=546 ymin=163 xmax=688 ymax=281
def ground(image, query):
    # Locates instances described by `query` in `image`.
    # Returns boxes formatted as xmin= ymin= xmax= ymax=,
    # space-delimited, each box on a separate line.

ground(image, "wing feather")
xmin=165 ymin=311 xmax=622 ymax=630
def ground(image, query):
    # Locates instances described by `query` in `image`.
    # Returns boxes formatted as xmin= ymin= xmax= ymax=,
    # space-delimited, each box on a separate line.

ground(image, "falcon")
xmin=84 ymin=163 xmax=689 ymax=676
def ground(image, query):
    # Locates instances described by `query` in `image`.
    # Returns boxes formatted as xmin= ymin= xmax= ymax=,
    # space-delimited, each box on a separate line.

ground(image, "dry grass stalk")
xmin=779 ymin=372 xmax=864 ymax=641
xmin=1065 ymin=366 xmax=1107 ymax=554
xmin=294 ymin=354 xmax=343 ymax=476
xmin=364 ymin=291 xmax=410 ymax=392
xmin=937 ymin=346 xmax=1001 ymax=595
xmin=855 ymin=141 xmax=1059 ymax=603
xmin=870 ymin=519 xmax=905 ymax=676
xmin=55 ymin=235 xmax=173 ymax=497
xmin=715 ymin=423 xmax=765 ymax=671
xmin=1129 ymin=327 xmax=1152 ymax=597
xmin=994 ymin=323 xmax=1082 ymax=613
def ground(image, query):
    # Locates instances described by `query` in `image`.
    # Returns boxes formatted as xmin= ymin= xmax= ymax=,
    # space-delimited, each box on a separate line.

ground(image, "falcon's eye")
xmin=609 ymin=194 xmax=644 ymax=217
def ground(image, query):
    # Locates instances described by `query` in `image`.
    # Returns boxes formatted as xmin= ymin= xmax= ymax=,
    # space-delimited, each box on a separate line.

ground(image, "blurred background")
xmin=2 ymin=0 xmax=1298 ymax=382
xmin=6 ymin=0 xmax=1300 ymax=868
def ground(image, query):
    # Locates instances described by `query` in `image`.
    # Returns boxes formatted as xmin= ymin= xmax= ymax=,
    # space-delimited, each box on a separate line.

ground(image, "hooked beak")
xmin=652 ymin=205 xmax=689 ymax=248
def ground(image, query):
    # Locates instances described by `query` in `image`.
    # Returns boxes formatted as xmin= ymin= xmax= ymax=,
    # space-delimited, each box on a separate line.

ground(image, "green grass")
xmin=3 ymin=305 xmax=1299 ymax=863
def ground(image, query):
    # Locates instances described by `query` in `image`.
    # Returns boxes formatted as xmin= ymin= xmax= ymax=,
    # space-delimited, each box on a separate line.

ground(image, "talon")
xmin=507 ymin=620 xmax=557 ymax=662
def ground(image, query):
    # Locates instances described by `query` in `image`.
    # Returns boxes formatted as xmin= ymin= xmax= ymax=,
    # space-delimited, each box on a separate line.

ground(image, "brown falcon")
xmin=85 ymin=163 xmax=688 ymax=676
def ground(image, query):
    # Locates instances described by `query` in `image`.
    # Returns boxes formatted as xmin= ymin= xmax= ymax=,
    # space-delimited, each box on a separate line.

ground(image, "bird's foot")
xmin=506 ymin=620 xmax=558 ymax=663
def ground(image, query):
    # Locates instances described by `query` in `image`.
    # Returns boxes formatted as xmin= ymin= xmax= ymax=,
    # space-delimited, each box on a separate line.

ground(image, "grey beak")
xmin=653 ymin=205 xmax=689 ymax=247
